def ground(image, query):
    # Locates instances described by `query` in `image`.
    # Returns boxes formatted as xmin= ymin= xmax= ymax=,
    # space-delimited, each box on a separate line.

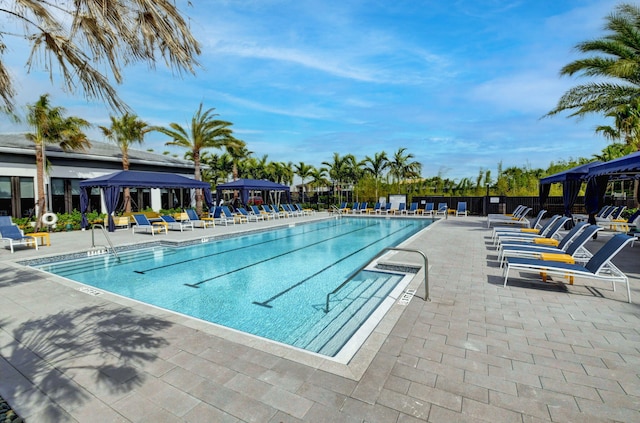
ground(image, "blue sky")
xmin=0 ymin=0 xmax=624 ymax=181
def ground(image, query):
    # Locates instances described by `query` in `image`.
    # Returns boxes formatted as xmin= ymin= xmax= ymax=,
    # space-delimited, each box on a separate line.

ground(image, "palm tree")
xmin=546 ymin=3 xmax=640 ymax=121
xmin=595 ymin=99 xmax=640 ymax=150
xmin=225 ymin=140 xmax=250 ymax=181
xmin=293 ymin=162 xmax=314 ymax=202
xmin=99 ymin=113 xmax=149 ymax=212
xmin=27 ymin=94 xmax=91 ymax=229
xmin=1 ymin=1 xmax=200 ymax=114
xmin=322 ymin=153 xmax=351 ymax=204
xmin=363 ymin=151 xmax=389 ymax=200
xmin=308 ymin=167 xmax=329 ymax=206
xmin=389 ymin=148 xmax=422 ymax=194
xmin=153 ymin=103 xmax=235 ymax=213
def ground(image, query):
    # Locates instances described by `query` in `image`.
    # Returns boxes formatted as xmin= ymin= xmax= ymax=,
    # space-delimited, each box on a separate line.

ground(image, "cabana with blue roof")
xmin=80 ymin=170 xmax=214 ymax=232
xmin=215 ymin=178 xmax=291 ymax=207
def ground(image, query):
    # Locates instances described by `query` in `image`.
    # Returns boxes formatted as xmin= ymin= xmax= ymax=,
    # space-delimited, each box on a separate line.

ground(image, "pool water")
xmin=36 ymin=217 xmax=431 ymax=357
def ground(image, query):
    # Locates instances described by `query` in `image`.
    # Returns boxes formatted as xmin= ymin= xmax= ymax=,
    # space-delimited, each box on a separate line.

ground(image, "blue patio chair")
xmin=132 ymin=214 xmax=168 ymax=236
xmin=161 ymin=215 xmax=194 ymax=231
xmin=238 ymin=207 xmax=264 ymax=222
xmin=0 ymin=224 xmax=37 ymax=253
xmin=503 ymin=233 xmax=635 ymax=303
xmin=435 ymin=203 xmax=448 ymax=216
xmin=186 ymin=208 xmax=215 ymax=228
xmin=422 ymin=203 xmax=434 ymax=217
xmin=252 ymin=205 xmax=272 ymax=220
xmin=406 ymin=202 xmax=419 ymax=215
xmin=495 ymin=216 xmax=570 ymax=249
xmin=456 ymin=201 xmax=467 ymax=216
xmin=498 ymin=223 xmax=600 ymax=267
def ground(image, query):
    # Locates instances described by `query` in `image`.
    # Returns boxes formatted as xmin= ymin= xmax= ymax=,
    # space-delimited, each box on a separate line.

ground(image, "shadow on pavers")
xmin=0 ymin=305 xmax=172 ymax=421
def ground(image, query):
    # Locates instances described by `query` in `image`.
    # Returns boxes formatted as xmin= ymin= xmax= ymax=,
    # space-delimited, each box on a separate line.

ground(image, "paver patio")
xmin=1 ymin=214 xmax=639 ymax=422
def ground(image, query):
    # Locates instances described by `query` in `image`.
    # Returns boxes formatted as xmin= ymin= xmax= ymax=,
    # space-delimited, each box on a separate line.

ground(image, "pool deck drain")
xmin=2 ymin=213 xmax=640 ymax=422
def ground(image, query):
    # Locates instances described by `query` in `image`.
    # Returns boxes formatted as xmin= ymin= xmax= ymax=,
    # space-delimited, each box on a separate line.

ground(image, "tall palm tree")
xmin=225 ymin=140 xmax=250 ymax=181
xmin=308 ymin=167 xmax=329 ymax=206
xmin=99 ymin=113 xmax=149 ymax=212
xmin=546 ymin=3 xmax=640 ymax=121
xmin=363 ymin=151 xmax=389 ymax=200
xmin=153 ymin=103 xmax=235 ymax=213
xmin=322 ymin=153 xmax=350 ymax=204
xmin=293 ymin=162 xmax=314 ymax=202
xmin=595 ymin=99 xmax=640 ymax=150
xmin=1 ymin=1 xmax=200 ymax=114
xmin=389 ymin=148 xmax=422 ymax=194
xmin=27 ymin=94 xmax=91 ymax=229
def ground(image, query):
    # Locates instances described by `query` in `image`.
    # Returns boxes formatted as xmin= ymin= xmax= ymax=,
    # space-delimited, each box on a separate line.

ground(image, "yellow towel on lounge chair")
xmin=533 ymin=238 xmax=559 ymax=246
xmin=539 ymin=253 xmax=575 ymax=284
xmin=520 ymin=228 xmax=539 ymax=233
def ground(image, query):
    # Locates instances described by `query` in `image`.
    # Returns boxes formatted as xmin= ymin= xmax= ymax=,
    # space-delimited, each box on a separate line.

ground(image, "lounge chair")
xmin=595 ymin=206 xmax=619 ymax=224
xmin=186 ymin=208 xmax=215 ymax=228
xmin=503 ymin=233 xmax=635 ymax=303
xmin=0 ymin=224 xmax=37 ymax=253
xmin=238 ymin=207 xmax=264 ymax=222
xmin=495 ymin=216 xmax=570 ymax=249
xmin=338 ymin=202 xmax=349 ymax=213
xmin=498 ymin=223 xmax=600 ymax=266
xmin=213 ymin=206 xmax=239 ymax=225
xmin=0 ymin=216 xmax=13 ymax=226
xmin=435 ymin=203 xmax=448 ymax=216
xmin=252 ymin=205 xmax=272 ymax=220
xmin=487 ymin=207 xmax=532 ymax=228
xmin=406 ymin=203 xmax=419 ymax=215
xmin=282 ymin=204 xmax=300 ymax=217
xmin=261 ymin=205 xmax=279 ymax=219
xmin=488 ymin=205 xmax=525 ymax=219
xmin=132 ymin=214 xmax=168 ymax=236
xmin=296 ymin=204 xmax=314 ymax=215
xmin=393 ymin=203 xmax=406 ymax=215
xmin=368 ymin=202 xmax=381 ymax=214
xmin=161 ymin=215 xmax=194 ymax=231
xmin=608 ymin=210 xmax=640 ymax=233
xmin=422 ymin=203 xmax=434 ymax=217
xmin=455 ymin=202 xmax=467 ymax=216
xmin=270 ymin=204 xmax=286 ymax=218
xmin=350 ymin=202 xmax=360 ymax=214
xmin=491 ymin=210 xmax=549 ymax=241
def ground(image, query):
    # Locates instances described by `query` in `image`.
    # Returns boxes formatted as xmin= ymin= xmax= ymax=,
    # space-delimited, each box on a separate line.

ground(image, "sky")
xmin=0 ymin=0 xmax=626 ymax=182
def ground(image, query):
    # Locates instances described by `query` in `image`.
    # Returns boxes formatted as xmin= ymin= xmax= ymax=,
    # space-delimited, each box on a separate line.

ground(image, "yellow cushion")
xmin=520 ymin=228 xmax=539 ymax=233
xmin=533 ymin=238 xmax=559 ymax=246
xmin=539 ymin=253 xmax=574 ymax=264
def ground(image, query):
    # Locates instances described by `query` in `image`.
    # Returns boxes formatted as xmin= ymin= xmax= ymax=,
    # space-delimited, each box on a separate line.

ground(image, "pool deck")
xmin=1 ymin=213 xmax=639 ymax=422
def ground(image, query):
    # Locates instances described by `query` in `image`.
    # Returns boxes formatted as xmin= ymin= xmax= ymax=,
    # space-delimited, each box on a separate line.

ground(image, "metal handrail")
xmin=325 ymin=247 xmax=429 ymax=313
xmin=330 ymin=205 xmax=343 ymax=217
xmin=90 ymin=224 xmax=120 ymax=262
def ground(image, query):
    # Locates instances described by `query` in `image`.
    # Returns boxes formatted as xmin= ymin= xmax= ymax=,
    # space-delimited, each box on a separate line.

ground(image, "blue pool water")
xmin=35 ymin=217 xmax=431 ymax=357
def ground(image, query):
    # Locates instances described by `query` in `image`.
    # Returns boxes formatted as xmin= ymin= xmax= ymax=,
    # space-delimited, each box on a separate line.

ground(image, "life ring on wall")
xmin=41 ymin=212 xmax=58 ymax=226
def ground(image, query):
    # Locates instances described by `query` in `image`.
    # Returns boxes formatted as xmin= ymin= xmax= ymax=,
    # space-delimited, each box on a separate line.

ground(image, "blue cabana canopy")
xmin=216 ymin=178 xmax=290 ymax=206
xmin=587 ymin=151 xmax=640 ymax=178
xmin=539 ymin=161 xmax=602 ymax=227
xmin=79 ymin=170 xmax=213 ymax=231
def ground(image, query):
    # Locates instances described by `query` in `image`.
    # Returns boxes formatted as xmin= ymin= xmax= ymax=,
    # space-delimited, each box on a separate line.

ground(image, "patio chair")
xmin=212 ymin=206 xmax=237 ymax=225
xmin=161 ymin=215 xmax=194 ymax=231
xmin=296 ymin=204 xmax=314 ymax=215
xmin=353 ymin=202 xmax=367 ymax=214
xmin=488 ymin=205 xmax=525 ymax=219
xmin=608 ymin=210 xmax=640 ymax=233
xmin=435 ymin=203 xmax=448 ymax=216
xmin=498 ymin=223 xmax=600 ymax=267
xmin=270 ymin=204 xmax=286 ymax=218
xmin=503 ymin=233 xmax=635 ymax=303
xmin=406 ymin=203 xmax=419 ymax=215
xmin=0 ymin=224 xmax=37 ymax=253
xmin=487 ymin=207 xmax=532 ymax=228
xmin=238 ymin=207 xmax=264 ymax=222
xmin=252 ymin=205 xmax=272 ymax=220
xmin=491 ymin=210 xmax=549 ymax=241
xmin=186 ymin=208 xmax=215 ymax=228
xmin=132 ymin=214 xmax=168 ymax=236
xmin=350 ymin=202 xmax=360 ymax=214
xmin=368 ymin=202 xmax=381 ymax=214
xmin=261 ymin=205 xmax=279 ymax=219
xmin=455 ymin=202 xmax=467 ymax=216
xmin=422 ymin=203 xmax=434 ymax=217
xmin=495 ymin=216 xmax=570 ymax=249
xmin=392 ymin=203 xmax=406 ymax=215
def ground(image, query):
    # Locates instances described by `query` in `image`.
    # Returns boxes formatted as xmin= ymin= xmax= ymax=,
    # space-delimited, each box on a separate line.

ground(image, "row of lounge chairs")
xmin=337 ymin=201 xmax=468 ymax=216
xmin=489 ymin=206 xmax=636 ymax=303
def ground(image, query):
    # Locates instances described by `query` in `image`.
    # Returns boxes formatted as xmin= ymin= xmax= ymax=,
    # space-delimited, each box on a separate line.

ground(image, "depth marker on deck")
xmin=398 ymin=289 xmax=416 ymax=305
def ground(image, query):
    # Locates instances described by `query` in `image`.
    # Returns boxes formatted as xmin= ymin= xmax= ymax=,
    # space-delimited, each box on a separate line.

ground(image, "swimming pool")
xmin=35 ymin=217 xmax=431 ymax=358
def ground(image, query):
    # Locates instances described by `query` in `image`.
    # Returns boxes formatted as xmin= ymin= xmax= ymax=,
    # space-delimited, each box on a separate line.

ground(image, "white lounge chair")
xmin=0 ymin=224 xmax=38 ymax=253
xmin=503 ymin=233 xmax=635 ymax=303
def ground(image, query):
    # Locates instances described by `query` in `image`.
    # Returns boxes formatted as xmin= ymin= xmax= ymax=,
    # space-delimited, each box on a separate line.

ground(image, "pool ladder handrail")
xmin=330 ymin=205 xmax=343 ymax=217
xmin=325 ymin=247 xmax=429 ymax=313
xmin=90 ymin=224 xmax=120 ymax=262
